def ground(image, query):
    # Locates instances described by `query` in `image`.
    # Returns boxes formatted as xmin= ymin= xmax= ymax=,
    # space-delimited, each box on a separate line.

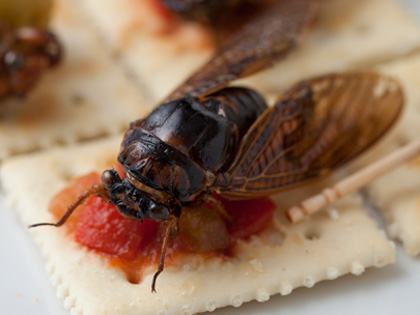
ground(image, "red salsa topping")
xmin=49 ymin=172 xmax=276 ymax=283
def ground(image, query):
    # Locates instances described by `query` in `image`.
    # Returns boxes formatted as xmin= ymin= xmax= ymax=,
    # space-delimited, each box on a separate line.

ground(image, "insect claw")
xmin=28 ymin=222 xmax=58 ymax=228
xmin=151 ymin=270 xmax=161 ymax=293
xmin=151 ymin=216 xmax=178 ymax=293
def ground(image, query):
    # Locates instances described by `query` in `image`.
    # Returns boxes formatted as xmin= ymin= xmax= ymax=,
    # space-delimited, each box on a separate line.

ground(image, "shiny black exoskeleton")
xmin=102 ymin=87 xmax=267 ymax=223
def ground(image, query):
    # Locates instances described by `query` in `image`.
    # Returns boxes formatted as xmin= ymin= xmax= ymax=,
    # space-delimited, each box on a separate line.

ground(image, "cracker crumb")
xmin=327 ymin=267 xmax=339 ymax=280
xmin=351 ymin=261 xmax=365 ymax=276
xmin=248 ymin=258 xmax=264 ymax=273
xmin=303 ymin=276 xmax=315 ymax=288
xmin=230 ymin=294 xmax=243 ymax=307
xmin=177 ymin=282 xmax=195 ymax=296
xmin=181 ymin=304 xmax=192 ymax=315
xmin=33 ymin=297 xmax=40 ymax=303
xmin=326 ymin=207 xmax=340 ymax=220
xmin=206 ymin=300 xmax=217 ymax=312
xmin=279 ymin=281 xmax=293 ymax=296
xmin=256 ymin=288 xmax=270 ymax=302
xmin=15 ymin=292 xmax=21 ymax=297
xmin=57 ymin=284 xmax=69 ymax=299
xmin=63 ymin=296 xmax=75 ymax=309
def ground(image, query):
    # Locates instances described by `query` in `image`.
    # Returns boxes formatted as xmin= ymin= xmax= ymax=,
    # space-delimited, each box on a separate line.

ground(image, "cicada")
xmin=0 ymin=0 xmax=61 ymax=99
xmin=0 ymin=25 xmax=61 ymax=98
xmin=30 ymin=0 xmax=404 ymax=291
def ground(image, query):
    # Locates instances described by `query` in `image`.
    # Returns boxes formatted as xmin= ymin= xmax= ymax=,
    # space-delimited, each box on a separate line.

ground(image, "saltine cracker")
xmin=0 ymin=138 xmax=395 ymax=315
xmin=0 ymin=0 xmax=151 ymax=161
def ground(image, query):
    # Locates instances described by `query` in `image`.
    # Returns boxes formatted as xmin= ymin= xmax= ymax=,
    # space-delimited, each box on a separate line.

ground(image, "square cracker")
xmin=75 ymin=0 xmax=214 ymax=103
xmin=76 ymin=0 xmax=420 ymax=102
xmin=0 ymin=138 xmax=395 ymax=314
xmin=0 ymin=0 xmax=151 ymax=161
xmin=241 ymin=0 xmax=420 ymax=95
xmin=354 ymin=53 xmax=420 ymax=256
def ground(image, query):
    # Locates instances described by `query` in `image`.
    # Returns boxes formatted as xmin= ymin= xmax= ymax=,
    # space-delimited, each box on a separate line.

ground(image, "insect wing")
xmin=166 ymin=0 xmax=318 ymax=101
xmin=217 ymin=72 xmax=404 ymax=199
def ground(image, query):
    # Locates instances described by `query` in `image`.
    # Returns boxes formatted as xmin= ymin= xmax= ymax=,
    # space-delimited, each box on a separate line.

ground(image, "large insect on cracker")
xmin=30 ymin=0 xmax=404 ymax=292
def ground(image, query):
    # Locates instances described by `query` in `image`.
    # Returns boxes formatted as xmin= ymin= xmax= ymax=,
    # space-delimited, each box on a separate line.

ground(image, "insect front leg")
xmin=151 ymin=215 xmax=179 ymax=293
xmin=28 ymin=184 xmax=110 ymax=228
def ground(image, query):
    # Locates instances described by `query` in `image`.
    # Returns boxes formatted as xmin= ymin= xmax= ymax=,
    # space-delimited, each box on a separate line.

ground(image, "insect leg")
xmin=28 ymin=184 xmax=110 ymax=228
xmin=151 ymin=215 xmax=178 ymax=293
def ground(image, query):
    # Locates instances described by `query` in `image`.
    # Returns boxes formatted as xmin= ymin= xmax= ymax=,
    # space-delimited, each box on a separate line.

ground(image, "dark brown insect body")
xmin=116 ymin=87 xmax=266 ymax=208
xmin=0 ymin=25 xmax=61 ymax=98
xmin=30 ymin=0 xmax=404 ymax=292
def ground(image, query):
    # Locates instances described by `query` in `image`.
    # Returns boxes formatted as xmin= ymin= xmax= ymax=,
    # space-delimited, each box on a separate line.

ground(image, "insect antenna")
xmin=151 ymin=215 xmax=178 ymax=293
xmin=28 ymin=184 xmax=110 ymax=228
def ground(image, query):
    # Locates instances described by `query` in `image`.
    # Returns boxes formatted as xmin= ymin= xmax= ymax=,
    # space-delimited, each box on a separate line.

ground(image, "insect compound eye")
xmin=101 ymin=169 xmax=119 ymax=189
xmin=147 ymin=202 xmax=171 ymax=221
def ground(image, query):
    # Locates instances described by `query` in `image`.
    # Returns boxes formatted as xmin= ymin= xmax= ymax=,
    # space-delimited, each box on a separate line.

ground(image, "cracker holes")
xmin=59 ymin=169 xmax=77 ymax=182
xmin=71 ymin=94 xmax=86 ymax=107
xmin=304 ymin=229 xmax=321 ymax=241
xmin=355 ymin=24 xmax=371 ymax=35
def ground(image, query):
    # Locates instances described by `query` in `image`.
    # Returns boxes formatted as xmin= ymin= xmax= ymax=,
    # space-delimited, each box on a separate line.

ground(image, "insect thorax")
xmin=119 ymin=89 xmax=267 ymax=203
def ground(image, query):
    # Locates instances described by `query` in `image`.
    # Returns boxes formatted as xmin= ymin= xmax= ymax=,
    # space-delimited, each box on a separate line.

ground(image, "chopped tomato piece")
xmin=48 ymin=172 xmax=101 ymax=231
xmin=176 ymin=205 xmax=231 ymax=253
xmin=50 ymin=171 xmax=276 ymax=268
xmin=75 ymin=196 xmax=159 ymax=260
xmin=217 ymin=196 xmax=276 ymax=240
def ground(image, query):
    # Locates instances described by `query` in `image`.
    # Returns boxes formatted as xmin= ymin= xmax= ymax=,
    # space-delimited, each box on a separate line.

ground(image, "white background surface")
xmin=2 ymin=1 xmax=420 ymax=314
